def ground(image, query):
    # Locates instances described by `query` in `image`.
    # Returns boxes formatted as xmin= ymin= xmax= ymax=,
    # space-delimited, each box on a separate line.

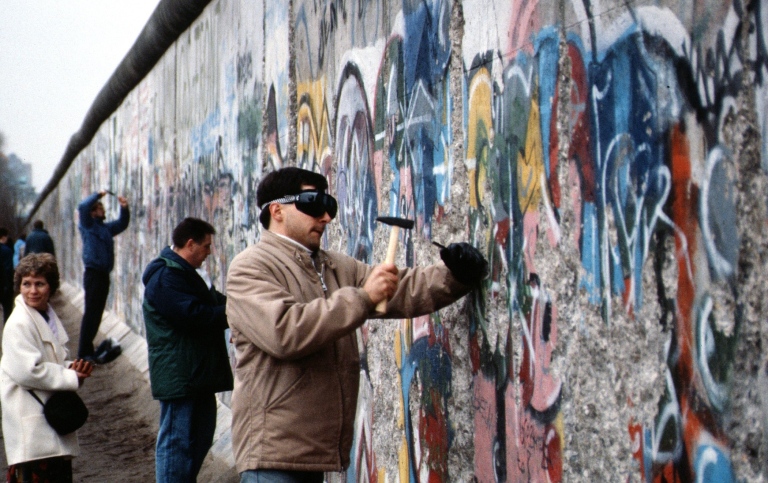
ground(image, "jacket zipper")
xmin=312 ymin=254 xmax=328 ymax=292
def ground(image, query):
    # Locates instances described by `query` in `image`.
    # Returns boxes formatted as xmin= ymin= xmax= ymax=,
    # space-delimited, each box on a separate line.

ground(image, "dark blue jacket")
xmin=78 ymin=192 xmax=130 ymax=272
xmin=0 ymin=244 xmax=12 ymax=297
xmin=24 ymin=228 xmax=55 ymax=257
xmin=142 ymin=246 xmax=233 ymax=400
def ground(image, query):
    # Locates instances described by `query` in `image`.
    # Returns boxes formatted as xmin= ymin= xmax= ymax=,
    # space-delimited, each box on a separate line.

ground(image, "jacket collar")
xmin=272 ymin=232 xmax=313 ymax=254
xmin=13 ymin=294 xmax=69 ymax=348
xmin=261 ymin=230 xmax=332 ymax=267
xmin=159 ymin=246 xmax=195 ymax=271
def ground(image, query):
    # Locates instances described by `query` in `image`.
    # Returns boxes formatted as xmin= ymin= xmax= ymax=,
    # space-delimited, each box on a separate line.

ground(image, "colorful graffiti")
xmin=575 ymin=1 xmax=753 ymax=479
xmin=460 ymin=0 xmax=764 ymax=479
xmin=295 ymin=1 xmax=459 ymax=480
xmin=464 ymin=25 xmax=566 ymax=481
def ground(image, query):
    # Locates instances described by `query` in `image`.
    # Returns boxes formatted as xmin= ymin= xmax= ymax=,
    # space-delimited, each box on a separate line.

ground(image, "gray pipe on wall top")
xmin=26 ymin=0 xmax=213 ymax=225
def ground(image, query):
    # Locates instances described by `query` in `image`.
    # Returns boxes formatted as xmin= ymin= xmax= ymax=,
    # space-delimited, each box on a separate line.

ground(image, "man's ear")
xmin=269 ymin=203 xmax=284 ymax=223
xmin=183 ymin=238 xmax=197 ymax=250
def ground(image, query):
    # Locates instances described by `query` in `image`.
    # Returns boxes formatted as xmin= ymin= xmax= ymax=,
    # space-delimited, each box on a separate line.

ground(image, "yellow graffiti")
xmin=399 ymin=434 xmax=409 ymax=482
xmin=394 ymin=329 xmax=405 ymax=429
xmin=466 ymin=68 xmax=493 ymax=209
xmin=555 ymin=412 xmax=565 ymax=450
xmin=394 ymin=327 xmax=403 ymax=369
xmin=296 ymin=79 xmax=333 ymax=172
xmin=517 ymin=95 xmax=544 ymax=213
xmin=403 ymin=318 xmax=412 ymax=350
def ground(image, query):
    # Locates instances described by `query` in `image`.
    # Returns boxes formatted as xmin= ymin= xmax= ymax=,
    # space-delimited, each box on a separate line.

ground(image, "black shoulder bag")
xmin=28 ymin=390 xmax=89 ymax=435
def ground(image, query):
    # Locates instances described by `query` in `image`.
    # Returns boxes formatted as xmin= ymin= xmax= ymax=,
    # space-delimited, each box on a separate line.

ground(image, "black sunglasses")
xmin=261 ymin=191 xmax=338 ymax=219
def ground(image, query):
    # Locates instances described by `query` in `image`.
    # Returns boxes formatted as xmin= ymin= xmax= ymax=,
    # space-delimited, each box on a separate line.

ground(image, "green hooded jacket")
xmin=142 ymin=247 xmax=233 ymax=400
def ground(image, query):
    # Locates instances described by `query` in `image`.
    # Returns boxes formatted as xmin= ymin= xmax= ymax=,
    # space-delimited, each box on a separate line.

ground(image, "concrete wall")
xmin=34 ymin=0 xmax=768 ymax=480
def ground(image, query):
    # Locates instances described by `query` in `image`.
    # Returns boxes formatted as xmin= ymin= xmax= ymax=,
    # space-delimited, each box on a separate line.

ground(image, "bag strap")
xmin=28 ymin=390 xmax=44 ymax=407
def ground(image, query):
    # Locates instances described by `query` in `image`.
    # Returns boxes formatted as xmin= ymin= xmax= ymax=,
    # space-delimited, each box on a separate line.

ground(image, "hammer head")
xmin=376 ymin=216 xmax=415 ymax=229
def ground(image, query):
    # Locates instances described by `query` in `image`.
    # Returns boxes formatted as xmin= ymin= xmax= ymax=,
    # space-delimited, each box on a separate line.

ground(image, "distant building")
xmin=5 ymin=153 xmax=37 ymax=218
xmin=7 ymin=153 xmax=31 ymax=184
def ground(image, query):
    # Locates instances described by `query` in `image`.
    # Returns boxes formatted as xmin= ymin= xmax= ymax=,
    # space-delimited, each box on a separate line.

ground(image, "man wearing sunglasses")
xmin=226 ymin=167 xmax=487 ymax=483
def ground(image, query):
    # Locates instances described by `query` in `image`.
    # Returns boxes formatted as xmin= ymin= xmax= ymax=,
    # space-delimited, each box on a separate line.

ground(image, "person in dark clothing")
xmin=24 ymin=220 xmax=56 ymax=257
xmin=77 ymin=190 xmax=130 ymax=362
xmin=0 ymin=228 xmax=14 ymax=321
xmin=142 ymin=217 xmax=232 ymax=483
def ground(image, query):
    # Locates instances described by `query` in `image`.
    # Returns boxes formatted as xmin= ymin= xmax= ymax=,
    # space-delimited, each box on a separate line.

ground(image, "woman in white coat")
xmin=0 ymin=253 xmax=94 ymax=482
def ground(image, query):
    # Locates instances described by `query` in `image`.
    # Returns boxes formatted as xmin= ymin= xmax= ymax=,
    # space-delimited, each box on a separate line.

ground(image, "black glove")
xmin=438 ymin=242 xmax=488 ymax=286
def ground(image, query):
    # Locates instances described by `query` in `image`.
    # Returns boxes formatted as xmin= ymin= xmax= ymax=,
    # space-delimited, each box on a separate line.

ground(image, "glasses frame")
xmin=261 ymin=191 xmax=338 ymax=219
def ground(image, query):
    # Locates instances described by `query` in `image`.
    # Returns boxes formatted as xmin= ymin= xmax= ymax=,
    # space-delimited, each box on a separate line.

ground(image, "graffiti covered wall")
xmin=35 ymin=0 xmax=768 ymax=480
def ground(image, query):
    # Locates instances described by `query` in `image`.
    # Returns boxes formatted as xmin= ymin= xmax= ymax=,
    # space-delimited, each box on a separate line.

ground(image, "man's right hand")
xmin=363 ymin=263 xmax=399 ymax=305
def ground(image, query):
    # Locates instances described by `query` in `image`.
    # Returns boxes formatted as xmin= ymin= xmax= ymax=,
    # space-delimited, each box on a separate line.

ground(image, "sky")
xmin=0 ymin=0 xmax=161 ymax=191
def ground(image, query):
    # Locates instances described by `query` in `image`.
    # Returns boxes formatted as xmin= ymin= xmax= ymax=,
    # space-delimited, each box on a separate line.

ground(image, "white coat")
xmin=0 ymin=294 xmax=81 ymax=466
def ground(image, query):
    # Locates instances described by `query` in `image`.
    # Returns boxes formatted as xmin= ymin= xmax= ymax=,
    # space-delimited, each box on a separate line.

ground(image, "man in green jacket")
xmin=142 ymin=217 xmax=232 ymax=482
xmin=227 ymin=167 xmax=487 ymax=482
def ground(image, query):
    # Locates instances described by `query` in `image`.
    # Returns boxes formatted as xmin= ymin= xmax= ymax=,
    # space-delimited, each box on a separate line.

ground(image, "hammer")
xmin=375 ymin=216 xmax=415 ymax=313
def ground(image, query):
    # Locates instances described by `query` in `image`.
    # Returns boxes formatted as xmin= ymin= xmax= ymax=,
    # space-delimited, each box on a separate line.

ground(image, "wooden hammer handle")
xmin=375 ymin=226 xmax=400 ymax=313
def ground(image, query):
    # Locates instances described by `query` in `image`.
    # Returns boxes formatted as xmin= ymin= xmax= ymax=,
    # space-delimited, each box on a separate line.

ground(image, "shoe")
xmin=96 ymin=345 xmax=122 ymax=364
xmin=94 ymin=338 xmax=113 ymax=355
xmin=94 ymin=338 xmax=122 ymax=364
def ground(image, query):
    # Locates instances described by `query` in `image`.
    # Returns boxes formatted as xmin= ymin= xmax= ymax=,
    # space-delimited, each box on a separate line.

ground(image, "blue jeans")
xmin=156 ymin=394 xmax=217 ymax=483
xmin=240 ymin=470 xmax=324 ymax=483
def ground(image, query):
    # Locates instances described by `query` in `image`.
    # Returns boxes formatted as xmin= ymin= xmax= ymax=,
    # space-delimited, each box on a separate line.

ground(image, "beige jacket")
xmin=0 ymin=295 xmax=81 ymax=466
xmin=226 ymin=230 xmax=469 ymax=472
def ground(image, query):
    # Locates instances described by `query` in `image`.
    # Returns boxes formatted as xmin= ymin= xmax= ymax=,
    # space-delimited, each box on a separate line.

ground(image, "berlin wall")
xmin=32 ymin=0 xmax=768 ymax=480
